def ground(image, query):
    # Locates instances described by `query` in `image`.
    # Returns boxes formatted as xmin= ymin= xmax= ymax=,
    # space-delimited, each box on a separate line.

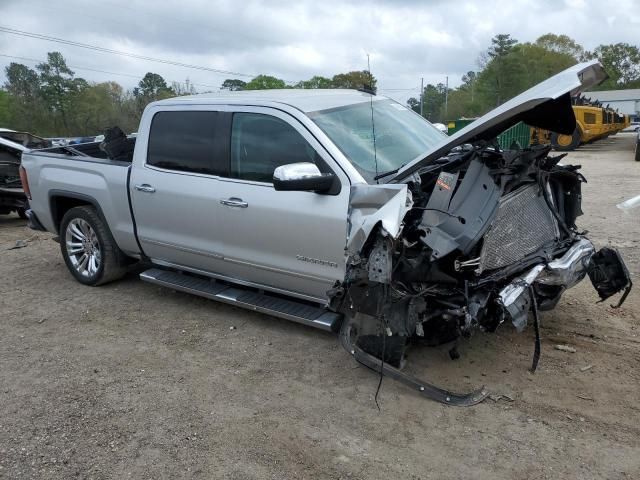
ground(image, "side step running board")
xmin=140 ymin=268 xmax=342 ymax=332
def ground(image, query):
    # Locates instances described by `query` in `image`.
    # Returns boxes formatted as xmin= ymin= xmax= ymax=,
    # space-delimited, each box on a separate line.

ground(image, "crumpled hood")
xmin=390 ymin=60 xmax=608 ymax=183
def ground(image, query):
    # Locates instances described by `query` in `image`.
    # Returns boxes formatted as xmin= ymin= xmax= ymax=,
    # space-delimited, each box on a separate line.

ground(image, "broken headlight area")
xmin=588 ymin=247 xmax=632 ymax=308
xmin=334 ymin=143 xmax=632 ymax=372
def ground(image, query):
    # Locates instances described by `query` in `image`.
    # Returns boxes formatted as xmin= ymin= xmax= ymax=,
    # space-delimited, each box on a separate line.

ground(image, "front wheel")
xmin=60 ymin=206 xmax=128 ymax=286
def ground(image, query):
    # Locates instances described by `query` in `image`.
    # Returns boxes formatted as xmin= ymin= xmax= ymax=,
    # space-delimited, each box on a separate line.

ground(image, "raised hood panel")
xmin=390 ymin=60 xmax=608 ymax=183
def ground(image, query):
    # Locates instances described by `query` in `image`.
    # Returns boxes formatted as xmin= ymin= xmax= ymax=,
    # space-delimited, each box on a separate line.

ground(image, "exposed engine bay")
xmin=330 ymin=142 xmax=632 ymax=394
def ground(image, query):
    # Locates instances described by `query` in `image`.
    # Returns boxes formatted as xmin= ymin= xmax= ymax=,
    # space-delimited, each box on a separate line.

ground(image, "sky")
xmin=1 ymin=0 xmax=639 ymax=104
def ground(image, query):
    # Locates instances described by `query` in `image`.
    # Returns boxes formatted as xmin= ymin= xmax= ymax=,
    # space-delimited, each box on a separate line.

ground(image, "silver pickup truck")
xmin=21 ymin=61 xmax=631 ymax=405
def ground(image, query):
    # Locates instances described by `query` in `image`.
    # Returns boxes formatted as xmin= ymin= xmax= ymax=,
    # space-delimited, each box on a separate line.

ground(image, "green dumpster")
xmin=446 ymin=118 xmax=531 ymax=150
xmin=497 ymin=122 xmax=531 ymax=149
xmin=447 ymin=118 xmax=477 ymax=135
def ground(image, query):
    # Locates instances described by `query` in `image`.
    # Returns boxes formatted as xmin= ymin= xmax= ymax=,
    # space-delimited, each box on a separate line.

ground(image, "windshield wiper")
xmin=373 ymin=163 xmax=405 ymax=181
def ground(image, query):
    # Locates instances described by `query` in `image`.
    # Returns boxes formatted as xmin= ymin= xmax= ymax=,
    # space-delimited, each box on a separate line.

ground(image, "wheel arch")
xmin=49 ymin=190 xmax=109 ymax=235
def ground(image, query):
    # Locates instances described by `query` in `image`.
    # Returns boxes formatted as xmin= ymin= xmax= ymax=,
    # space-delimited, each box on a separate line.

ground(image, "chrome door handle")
xmin=134 ymin=184 xmax=156 ymax=193
xmin=220 ymin=197 xmax=248 ymax=208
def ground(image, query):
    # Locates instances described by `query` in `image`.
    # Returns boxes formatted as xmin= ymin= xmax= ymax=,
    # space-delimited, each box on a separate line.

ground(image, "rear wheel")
xmin=16 ymin=207 xmax=27 ymax=219
xmin=551 ymin=128 xmax=581 ymax=151
xmin=60 ymin=206 xmax=128 ymax=286
xmin=635 ymin=139 xmax=640 ymax=162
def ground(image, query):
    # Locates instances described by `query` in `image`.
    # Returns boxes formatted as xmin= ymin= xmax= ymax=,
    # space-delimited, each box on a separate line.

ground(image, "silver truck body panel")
xmin=20 ymin=153 xmax=140 ymax=256
xmin=346 ymin=183 xmax=412 ymax=255
xmin=130 ymin=103 xmax=353 ymax=302
xmin=153 ymin=89 xmax=381 ymax=114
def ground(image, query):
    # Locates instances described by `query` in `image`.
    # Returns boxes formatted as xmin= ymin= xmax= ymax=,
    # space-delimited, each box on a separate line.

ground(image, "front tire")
xmin=60 ymin=206 xmax=127 ymax=286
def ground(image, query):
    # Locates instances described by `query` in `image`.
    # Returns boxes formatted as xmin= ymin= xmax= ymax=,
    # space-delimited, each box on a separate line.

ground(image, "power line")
xmin=0 ymin=25 xmax=257 ymax=79
xmin=0 ymin=53 xmax=221 ymax=90
xmin=0 ymin=52 xmax=417 ymax=100
xmin=0 ymin=54 xmax=139 ymax=79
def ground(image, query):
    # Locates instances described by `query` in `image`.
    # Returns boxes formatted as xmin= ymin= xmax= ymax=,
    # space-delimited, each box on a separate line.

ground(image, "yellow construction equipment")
xmin=532 ymin=98 xmax=630 ymax=150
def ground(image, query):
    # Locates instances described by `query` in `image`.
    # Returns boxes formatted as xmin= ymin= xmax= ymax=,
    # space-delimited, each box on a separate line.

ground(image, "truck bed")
xmin=20 ymin=138 xmax=140 ymax=257
xmin=37 ymin=137 xmax=136 ymax=162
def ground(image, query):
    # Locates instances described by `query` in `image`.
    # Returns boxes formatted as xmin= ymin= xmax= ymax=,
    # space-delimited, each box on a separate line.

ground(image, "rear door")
xmin=214 ymin=107 xmax=351 ymax=302
xmin=129 ymin=107 xmax=230 ymax=274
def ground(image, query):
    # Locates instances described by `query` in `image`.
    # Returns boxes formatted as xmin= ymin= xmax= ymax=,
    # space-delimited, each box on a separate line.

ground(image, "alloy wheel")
xmin=65 ymin=218 xmax=101 ymax=277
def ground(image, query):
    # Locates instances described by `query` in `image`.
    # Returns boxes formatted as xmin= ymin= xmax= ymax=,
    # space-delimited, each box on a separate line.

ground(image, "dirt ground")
xmin=1 ymin=133 xmax=639 ymax=480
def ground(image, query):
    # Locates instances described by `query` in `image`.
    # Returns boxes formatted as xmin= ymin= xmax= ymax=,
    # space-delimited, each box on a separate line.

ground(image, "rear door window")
xmin=147 ymin=111 xmax=225 ymax=175
xmin=229 ymin=113 xmax=320 ymax=183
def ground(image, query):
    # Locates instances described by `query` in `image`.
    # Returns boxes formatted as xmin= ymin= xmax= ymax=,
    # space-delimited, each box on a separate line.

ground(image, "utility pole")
xmin=444 ymin=75 xmax=449 ymax=119
xmin=420 ymin=77 xmax=424 ymax=117
xmin=471 ymin=75 xmax=475 ymax=103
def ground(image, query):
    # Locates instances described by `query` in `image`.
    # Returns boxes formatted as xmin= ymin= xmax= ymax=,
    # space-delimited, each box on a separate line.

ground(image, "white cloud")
xmin=0 ymin=0 xmax=638 ymax=105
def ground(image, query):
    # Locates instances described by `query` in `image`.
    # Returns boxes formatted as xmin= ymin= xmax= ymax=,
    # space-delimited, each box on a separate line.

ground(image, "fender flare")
xmin=48 ymin=190 xmax=109 ymax=235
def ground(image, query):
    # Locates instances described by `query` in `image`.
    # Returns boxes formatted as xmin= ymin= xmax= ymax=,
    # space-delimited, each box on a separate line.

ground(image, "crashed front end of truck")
xmin=330 ymin=62 xmax=632 ymax=405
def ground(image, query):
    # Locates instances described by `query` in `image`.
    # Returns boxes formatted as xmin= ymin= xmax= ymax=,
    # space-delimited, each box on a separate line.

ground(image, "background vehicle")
xmin=431 ymin=122 xmax=448 ymax=134
xmin=532 ymin=100 xmax=630 ymax=150
xmin=0 ymin=129 xmax=50 ymax=218
xmin=449 ymin=104 xmax=630 ymax=152
xmin=68 ymin=136 xmax=97 ymax=145
xmin=21 ymin=61 xmax=631 ymax=403
xmin=624 ymin=121 xmax=640 ymax=132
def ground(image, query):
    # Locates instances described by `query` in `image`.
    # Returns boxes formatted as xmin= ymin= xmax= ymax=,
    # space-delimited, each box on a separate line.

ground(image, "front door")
xmin=214 ymin=108 xmax=350 ymax=302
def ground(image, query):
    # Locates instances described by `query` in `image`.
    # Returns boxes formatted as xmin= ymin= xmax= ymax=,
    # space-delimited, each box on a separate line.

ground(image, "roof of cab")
xmin=152 ymin=89 xmax=380 ymax=113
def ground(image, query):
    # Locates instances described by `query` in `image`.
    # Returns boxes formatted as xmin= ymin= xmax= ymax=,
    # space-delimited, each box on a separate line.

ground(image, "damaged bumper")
xmin=499 ymin=239 xmax=630 ymax=331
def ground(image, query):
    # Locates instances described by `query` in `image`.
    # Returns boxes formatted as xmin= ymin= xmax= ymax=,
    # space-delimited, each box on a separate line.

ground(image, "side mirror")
xmin=273 ymin=162 xmax=335 ymax=193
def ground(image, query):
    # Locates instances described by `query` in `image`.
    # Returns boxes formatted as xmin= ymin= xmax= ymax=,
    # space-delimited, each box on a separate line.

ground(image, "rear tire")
xmin=551 ymin=128 xmax=581 ymax=151
xmin=635 ymin=140 xmax=640 ymax=162
xmin=16 ymin=207 xmax=27 ymax=220
xmin=60 ymin=206 xmax=128 ymax=286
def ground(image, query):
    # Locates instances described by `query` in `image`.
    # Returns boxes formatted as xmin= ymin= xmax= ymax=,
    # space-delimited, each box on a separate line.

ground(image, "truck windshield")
xmin=308 ymin=99 xmax=445 ymax=183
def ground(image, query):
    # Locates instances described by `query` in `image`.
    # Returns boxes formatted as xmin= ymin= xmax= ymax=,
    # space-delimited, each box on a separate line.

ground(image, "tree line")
xmin=0 ymin=52 xmax=376 ymax=137
xmin=408 ymin=33 xmax=640 ymax=123
xmin=1 ymin=33 xmax=638 ymax=137
xmin=0 ymin=53 xmax=179 ymax=136
xmin=221 ymin=71 xmax=376 ymax=91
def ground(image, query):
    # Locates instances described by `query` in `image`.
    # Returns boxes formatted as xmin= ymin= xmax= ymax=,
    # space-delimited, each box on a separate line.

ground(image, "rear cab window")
xmin=147 ymin=111 xmax=226 ymax=175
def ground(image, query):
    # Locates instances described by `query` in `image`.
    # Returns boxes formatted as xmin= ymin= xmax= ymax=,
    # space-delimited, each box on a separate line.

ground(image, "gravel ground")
xmin=1 ymin=133 xmax=639 ymax=479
